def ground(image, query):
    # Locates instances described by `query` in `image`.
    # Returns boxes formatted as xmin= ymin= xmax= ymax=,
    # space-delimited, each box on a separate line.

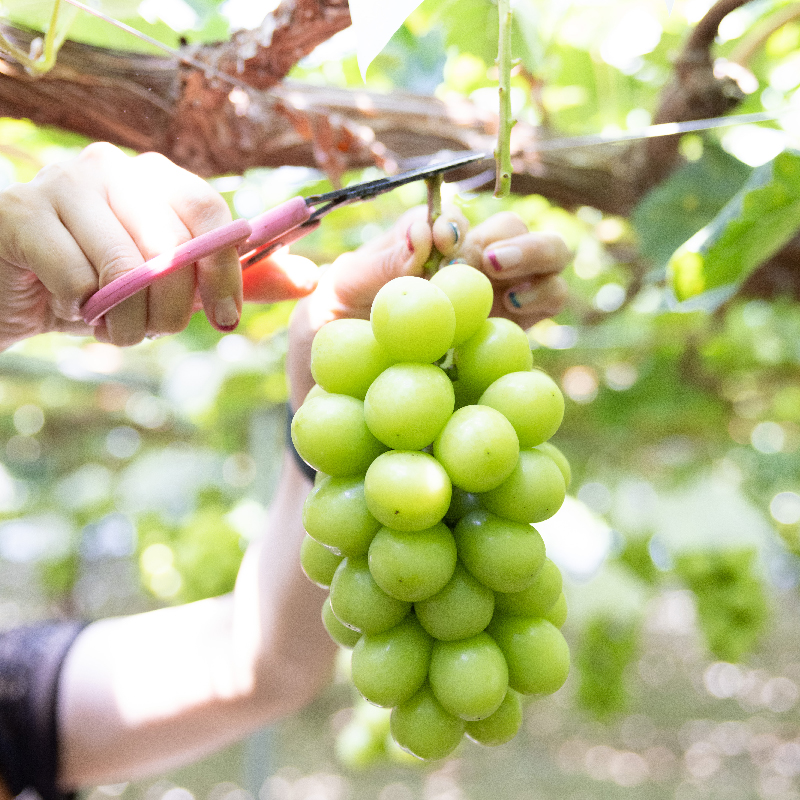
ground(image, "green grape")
xmin=329 ymin=556 xmax=411 ymax=634
xmin=371 ymin=276 xmax=456 ymax=363
xmin=415 ymin=562 xmax=495 ymax=641
xmin=303 ymin=475 xmax=382 ymax=557
xmin=364 ymin=363 xmax=455 ymax=450
xmin=385 ymin=729 xmax=423 ymax=765
xmin=494 ymin=557 xmax=563 ymax=617
xmin=535 ymin=441 xmax=571 ymax=488
xmin=433 ymin=405 xmax=520 ymax=493
xmin=351 ymin=615 xmax=434 ymax=707
xmin=364 ymin=451 xmax=452 ymax=532
xmin=291 ymin=394 xmax=387 ymax=476
xmin=390 ymin=683 xmax=465 ymax=760
xmin=453 ymin=509 xmax=546 ymax=593
xmin=454 ymin=318 xmax=534 ymax=401
xmin=544 ymin=592 xmax=568 ymax=628
xmin=488 ymin=616 xmax=570 ymax=695
xmin=480 ymin=448 xmax=566 ymax=524
xmin=313 ymin=470 xmax=328 ymax=486
xmin=429 ymin=633 xmax=509 ymax=721
xmin=368 ymin=523 xmax=457 ymax=602
xmin=322 ymin=597 xmax=362 ymax=648
xmin=311 ymin=318 xmax=394 ymax=399
xmin=300 ymin=533 xmax=343 ymax=587
xmin=478 ymin=370 xmax=564 ymax=447
xmin=444 ymin=487 xmax=482 ymax=525
xmin=464 ymin=690 xmax=523 ymax=746
xmin=429 ymin=263 xmax=494 ymax=345
xmin=305 ymin=384 xmax=329 ymax=402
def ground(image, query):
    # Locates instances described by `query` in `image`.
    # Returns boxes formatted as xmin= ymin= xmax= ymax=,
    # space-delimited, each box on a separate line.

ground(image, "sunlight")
xmin=138 ymin=0 xmax=197 ymax=31
xmin=599 ymin=8 xmax=662 ymax=71
xmin=721 ymin=124 xmax=787 ymax=167
xmin=536 ymin=495 xmax=613 ymax=582
xmin=221 ymin=0 xmax=280 ymax=31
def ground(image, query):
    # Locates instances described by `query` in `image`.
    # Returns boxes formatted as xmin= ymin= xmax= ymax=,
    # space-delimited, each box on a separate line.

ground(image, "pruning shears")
xmin=80 ymin=151 xmax=486 ymax=326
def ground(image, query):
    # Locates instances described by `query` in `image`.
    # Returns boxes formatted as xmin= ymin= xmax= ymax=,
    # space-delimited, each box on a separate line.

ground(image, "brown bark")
xmin=0 ymin=0 xmax=796 ymax=292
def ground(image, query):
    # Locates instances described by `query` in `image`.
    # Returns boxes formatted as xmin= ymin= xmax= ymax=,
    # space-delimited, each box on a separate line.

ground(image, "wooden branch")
xmin=625 ymin=0 xmax=750 ymax=193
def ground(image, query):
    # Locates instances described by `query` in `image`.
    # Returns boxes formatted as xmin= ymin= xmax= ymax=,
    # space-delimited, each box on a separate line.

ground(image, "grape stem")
xmin=423 ymin=174 xmax=444 ymax=278
xmin=494 ymin=0 xmax=515 ymax=198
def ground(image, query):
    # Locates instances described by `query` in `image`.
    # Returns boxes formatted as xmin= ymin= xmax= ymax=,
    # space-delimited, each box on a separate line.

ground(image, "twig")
xmin=423 ymin=174 xmax=444 ymax=277
xmin=494 ymin=0 xmax=515 ymax=198
xmin=728 ymin=3 xmax=800 ymax=68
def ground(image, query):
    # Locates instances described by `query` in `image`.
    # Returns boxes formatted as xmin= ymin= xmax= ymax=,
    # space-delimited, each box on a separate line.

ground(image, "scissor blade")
xmin=305 ymin=151 xmax=488 ymax=210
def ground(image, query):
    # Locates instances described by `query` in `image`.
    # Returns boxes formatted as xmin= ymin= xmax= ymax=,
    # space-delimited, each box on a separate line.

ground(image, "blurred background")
xmin=2 ymin=0 xmax=800 ymax=798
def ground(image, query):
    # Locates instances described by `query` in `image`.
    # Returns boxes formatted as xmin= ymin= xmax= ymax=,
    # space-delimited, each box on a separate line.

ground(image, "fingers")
xmin=103 ymin=149 xmax=243 ymax=342
xmin=5 ymin=143 xmax=246 ymax=347
xmin=432 ymin=208 xmax=469 ymax=258
xmin=447 ymin=211 xmax=572 ymax=328
xmin=494 ymin=273 xmax=571 ymax=329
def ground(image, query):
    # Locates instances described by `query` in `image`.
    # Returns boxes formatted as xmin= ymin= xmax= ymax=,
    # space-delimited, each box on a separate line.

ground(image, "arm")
xmin=56 ymin=451 xmax=333 ymax=785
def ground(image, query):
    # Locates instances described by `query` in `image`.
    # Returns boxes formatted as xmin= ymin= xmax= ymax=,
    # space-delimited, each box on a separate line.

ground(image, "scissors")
xmin=80 ymin=151 xmax=488 ymax=326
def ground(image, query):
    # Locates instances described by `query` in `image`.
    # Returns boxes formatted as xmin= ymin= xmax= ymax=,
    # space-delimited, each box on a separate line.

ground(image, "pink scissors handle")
xmin=80 ymin=196 xmax=312 ymax=326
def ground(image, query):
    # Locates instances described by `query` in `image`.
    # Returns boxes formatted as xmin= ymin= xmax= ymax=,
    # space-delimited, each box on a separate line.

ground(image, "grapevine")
xmin=294 ymin=265 xmax=572 ymax=761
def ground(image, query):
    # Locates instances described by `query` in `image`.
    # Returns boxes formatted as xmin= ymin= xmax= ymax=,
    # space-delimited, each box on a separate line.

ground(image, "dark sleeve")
xmin=0 ymin=621 xmax=88 ymax=800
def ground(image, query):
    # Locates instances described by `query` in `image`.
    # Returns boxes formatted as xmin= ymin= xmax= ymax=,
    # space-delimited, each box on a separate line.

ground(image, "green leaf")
xmin=668 ymin=149 xmax=800 ymax=306
xmin=631 ymin=143 xmax=751 ymax=270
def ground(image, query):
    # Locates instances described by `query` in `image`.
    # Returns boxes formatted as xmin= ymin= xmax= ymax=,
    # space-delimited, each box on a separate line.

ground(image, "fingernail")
xmin=405 ymin=225 xmax=415 ymax=254
xmin=215 ymin=296 xmax=240 ymax=330
xmin=448 ymin=221 xmax=460 ymax=246
xmin=487 ymin=246 xmax=523 ymax=272
xmin=507 ymin=282 xmax=539 ymax=309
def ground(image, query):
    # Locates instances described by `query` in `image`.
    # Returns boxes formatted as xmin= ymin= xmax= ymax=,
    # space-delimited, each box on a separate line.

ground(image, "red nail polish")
xmin=487 ymin=251 xmax=502 ymax=272
xmin=406 ymin=226 xmax=415 ymax=253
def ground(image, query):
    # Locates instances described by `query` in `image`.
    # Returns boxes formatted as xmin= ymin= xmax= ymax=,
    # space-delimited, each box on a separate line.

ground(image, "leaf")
xmin=631 ymin=143 xmax=751 ymax=271
xmin=668 ymin=148 xmax=800 ymax=307
xmin=348 ymin=0 xmax=424 ymax=81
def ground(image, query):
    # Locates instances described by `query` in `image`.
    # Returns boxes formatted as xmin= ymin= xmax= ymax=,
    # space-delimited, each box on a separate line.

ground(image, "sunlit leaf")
xmin=348 ymin=0 xmax=424 ymax=80
xmin=632 ymin=143 xmax=751 ymax=270
xmin=668 ymin=148 xmax=800 ymax=306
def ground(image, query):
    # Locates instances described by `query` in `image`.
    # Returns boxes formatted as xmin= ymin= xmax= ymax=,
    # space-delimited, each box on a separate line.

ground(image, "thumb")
xmin=242 ymin=250 xmax=319 ymax=303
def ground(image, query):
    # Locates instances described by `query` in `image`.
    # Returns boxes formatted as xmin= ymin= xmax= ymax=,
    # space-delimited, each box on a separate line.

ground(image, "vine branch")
xmin=494 ymin=0 xmax=514 ymax=198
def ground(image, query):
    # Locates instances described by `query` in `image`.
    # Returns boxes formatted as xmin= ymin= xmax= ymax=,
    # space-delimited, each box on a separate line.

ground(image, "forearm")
xmin=57 ymin=452 xmax=335 ymax=788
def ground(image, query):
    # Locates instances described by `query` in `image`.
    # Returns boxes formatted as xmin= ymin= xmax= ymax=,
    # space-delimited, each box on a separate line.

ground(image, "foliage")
xmin=668 ymin=149 xmax=800 ymax=306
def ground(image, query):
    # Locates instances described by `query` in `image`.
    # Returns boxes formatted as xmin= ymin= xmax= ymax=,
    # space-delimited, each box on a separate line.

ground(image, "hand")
xmin=0 ymin=142 xmax=318 ymax=350
xmin=287 ymin=204 xmax=571 ymax=411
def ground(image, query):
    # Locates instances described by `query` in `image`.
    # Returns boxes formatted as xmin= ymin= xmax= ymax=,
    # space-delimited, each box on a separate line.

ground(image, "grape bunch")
xmin=294 ymin=264 xmax=571 ymax=761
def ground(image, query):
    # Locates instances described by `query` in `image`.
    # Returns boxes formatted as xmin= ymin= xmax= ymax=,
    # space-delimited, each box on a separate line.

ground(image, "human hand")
xmin=287 ymin=205 xmax=570 ymax=411
xmin=0 ymin=142 xmax=318 ymax=350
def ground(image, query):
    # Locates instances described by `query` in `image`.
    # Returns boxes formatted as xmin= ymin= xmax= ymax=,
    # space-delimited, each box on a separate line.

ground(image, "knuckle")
xmin=182 ymin=189 xmax=230 ymax=232
xmin=78 ymin=141 xmax=123 ymax=166
xmin=98 ymin=244 xmax=143 ymax=286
